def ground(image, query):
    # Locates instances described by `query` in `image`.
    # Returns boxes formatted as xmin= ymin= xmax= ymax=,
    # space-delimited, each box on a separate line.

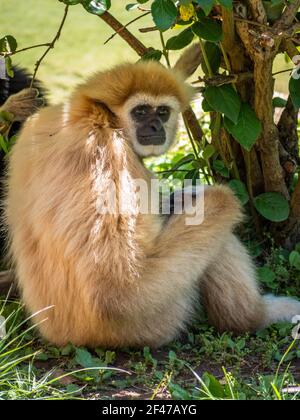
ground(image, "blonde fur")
xmin=5 ymin=61 xmax=300 ymax=347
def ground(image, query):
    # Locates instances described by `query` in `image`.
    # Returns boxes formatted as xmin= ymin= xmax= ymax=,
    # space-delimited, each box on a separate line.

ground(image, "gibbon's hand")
xmin=1 ymin=88 xmax=44 ymax=122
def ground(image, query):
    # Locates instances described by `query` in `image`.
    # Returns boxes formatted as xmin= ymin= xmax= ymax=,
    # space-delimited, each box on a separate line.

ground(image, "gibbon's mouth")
xmin=137 ymin=135 xmax=166 ymax=146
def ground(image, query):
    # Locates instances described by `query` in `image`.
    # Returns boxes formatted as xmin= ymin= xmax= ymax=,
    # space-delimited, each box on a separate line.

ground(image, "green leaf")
xmin=74 ymin=348 xmax=94 ymax=368
xmin=202 ymin=372 xmax=226 ymax=398
xmin=81 ymin=0 xmax=111 ymax=15
xmin=74 ymin=347 xmax=103 ymax=369
xmin=126 ymin=3 xmax=140 ymax=11
xmin=254 ymin=192 xmax=290 ymax=222
xmin=202 ymin=144 xmax=216 ymax=160
xmin=172 ymin=153 xmax=195 ymax=170
xmin=151 ymin=0 xmax=178 ymax=31
xmin=224 ymin=103 xmax=262 ymax=151
xmin=204 ymin=85 xmax=241 ymax=124
xmin=5 ymin=56 xmax=14 ymax=78
xmin=228 ymin=180 xmax=249 ymax=205
xmin=272 ymin=97 xmax=287 ymax=108
xmin=217 ymin=0 xmax=233 ymax=9
xmin=202 ymin=98 xmax=214 ymax=112
xmin=257 ymin=266 xmax=277 ymax=288
xmin=192 ymin=19 xmax=223 ymax=42
xmin=141 ymin=49 xmax=163 ymax=61
xmin=194 ymin=0 xmax=215 ymax=16
xmin=0 ymin=135 xmax=8 ymax=154
xmin=213 ymin=159 xmax=230 ymax=178
xmin=0 ymin=35 xmax=17 ymax=53
xmin=201 ymin=42 xmax=221 ymax=74
xmin=289 ymin=251 xmax=300 ymax=271
xmin=262 ymin=0 xmax=285 ymax=22
xmin=166 ymin=28 xmax=194 ymax=50
xmin=289 ymin=76 xmax=300 ymax=109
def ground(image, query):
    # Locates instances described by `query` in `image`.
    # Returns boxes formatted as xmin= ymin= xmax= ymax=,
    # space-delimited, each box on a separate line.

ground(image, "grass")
xmin=1 ymin=300 xmax=300 ymax=400
xmin=1 ymin=242 xmax=300 ymax=400
xmin=0 ymin=0 xmax=300 ymax=401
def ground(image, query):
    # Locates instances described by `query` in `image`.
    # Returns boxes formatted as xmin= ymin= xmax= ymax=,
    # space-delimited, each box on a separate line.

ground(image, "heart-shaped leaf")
xmin=204 ymin=85 xmax=241 ymax=124
xmin=166 ymin=28 xmax=194 ymax=50
xmin=224 ymin=103 xmax=262 ymax=151
xmin=81 ymin=0 xmax=111 ymax=15
xmin=254 ymin=192 xmax=290 ymax=222
xmin=192 ymin=19 xmax=223 ymax=42
xmin=289 ymin=76 xmax=300 ymax=109
xmin=151 ymin=0 xmax=178 ymax=31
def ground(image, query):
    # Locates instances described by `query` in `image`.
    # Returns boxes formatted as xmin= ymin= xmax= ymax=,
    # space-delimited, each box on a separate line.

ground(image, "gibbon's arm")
xmin=173 ymin=44 xmax=202 ymax=80
xmin=0 ymin=88 xmax=44 ymax=124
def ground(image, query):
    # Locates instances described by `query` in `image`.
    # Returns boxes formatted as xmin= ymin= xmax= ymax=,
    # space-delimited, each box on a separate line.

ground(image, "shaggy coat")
xmin=5 ymin=61 xmax=300 ymax=347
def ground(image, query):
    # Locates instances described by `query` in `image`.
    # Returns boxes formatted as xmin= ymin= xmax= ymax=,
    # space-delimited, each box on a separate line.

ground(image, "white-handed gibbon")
xmin=5 ymin=51 xmax=300 ymax=347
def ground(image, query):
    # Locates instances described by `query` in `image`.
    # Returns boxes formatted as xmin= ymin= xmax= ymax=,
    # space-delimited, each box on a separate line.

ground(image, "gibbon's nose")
xmin=137 ymin=117 xmax=166 ymax=146
xmin=149 ymin=117 xmax=163 ymax=133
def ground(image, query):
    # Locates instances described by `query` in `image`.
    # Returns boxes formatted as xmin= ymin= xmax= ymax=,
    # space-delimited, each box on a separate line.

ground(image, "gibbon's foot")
xmin=1 ymin=88 xmax=44 ymax=122
xmin=262 ymin=295 xmax=300 ymax=327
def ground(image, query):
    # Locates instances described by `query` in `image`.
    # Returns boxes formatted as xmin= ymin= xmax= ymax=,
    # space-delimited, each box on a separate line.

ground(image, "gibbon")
xmin=5 ymin=55 xmax=300 ymax=348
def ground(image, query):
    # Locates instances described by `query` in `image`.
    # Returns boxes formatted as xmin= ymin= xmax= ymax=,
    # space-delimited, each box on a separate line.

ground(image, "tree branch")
xmin=104 ymin=12 xmax=150 ymax=46
xmin=274 ymin=0 xmax=300 ymax=29
xmin=248 ymin=0 xmax=268 ymax=24
xmin=100 ymin=11 xmax=149 ymax=57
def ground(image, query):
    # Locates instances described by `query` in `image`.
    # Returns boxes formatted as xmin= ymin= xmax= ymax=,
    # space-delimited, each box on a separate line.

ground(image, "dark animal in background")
xmin=0 ymin=67 xmax=45 ymax=258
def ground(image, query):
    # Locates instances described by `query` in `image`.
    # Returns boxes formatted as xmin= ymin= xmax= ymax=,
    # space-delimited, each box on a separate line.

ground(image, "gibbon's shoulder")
xmin=72 ymin=61 xmax=194 ymax=112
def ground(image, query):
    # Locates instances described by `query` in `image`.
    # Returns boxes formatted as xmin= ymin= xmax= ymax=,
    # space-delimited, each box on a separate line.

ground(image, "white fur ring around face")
xmin=0 ymin=315 xmax=6 ymax=339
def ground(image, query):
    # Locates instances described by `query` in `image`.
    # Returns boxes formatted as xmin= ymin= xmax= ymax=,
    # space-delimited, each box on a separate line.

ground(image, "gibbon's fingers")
xmin=1 ymin=88 xmax=44 ymax=122
xmin=173 ymin=43 xmax=202 ymax=80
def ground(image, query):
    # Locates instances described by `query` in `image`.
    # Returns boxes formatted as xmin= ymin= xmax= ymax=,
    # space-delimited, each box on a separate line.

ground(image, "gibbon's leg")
xmin=125 ymin=186 xmax=244 ymax=347
xmin=201 ymin=234 xmax=300 ymax=333
xmin=200 ymin=234 xmax=265 ymax=333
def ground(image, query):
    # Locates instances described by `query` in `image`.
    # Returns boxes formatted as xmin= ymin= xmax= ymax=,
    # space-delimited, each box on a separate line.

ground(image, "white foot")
xmin=262 ymin=295 xmax=300 ymax=328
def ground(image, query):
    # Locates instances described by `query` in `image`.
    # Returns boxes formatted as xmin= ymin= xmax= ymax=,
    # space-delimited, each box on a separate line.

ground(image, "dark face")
xmin=131 ymin=104 xmax=171 ymax=146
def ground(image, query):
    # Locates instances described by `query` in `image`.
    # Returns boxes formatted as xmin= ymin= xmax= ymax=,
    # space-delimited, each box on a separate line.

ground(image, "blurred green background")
xmin=0 ymin=0 xmax=292 ymax=104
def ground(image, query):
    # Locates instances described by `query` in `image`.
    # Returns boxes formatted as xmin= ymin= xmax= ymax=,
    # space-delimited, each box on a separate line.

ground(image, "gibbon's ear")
xmin=93 ymin=100 xmax=121 ymax=129
xmin=70 ymin=93 xmax=121 ymax=129
xmin=173 ymin=44 xmax=202 ymax=80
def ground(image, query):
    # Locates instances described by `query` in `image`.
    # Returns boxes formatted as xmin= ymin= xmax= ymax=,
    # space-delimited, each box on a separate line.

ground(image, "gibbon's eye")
xmin=131 ymin=105 xmax=152 ymax=120
xmin=156 ymin=106 xmax=171 ymax=122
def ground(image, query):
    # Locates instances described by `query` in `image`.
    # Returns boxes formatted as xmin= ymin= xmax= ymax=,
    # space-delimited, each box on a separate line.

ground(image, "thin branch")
xmin=139 ymin=26 xmax=158 ymax=33
xmin=104 ymin=12 xmax=150 ymax=45
xmin=0 ymin=43 xmax=52 ymax=57
xmin=192 ymin=72 xmax=254 ymax=86
xmin=283 ymin=39 xmax=300 ymax=61
xmin=272 ymin=67 xmax=294 ymax=76
xmin=234 ymin=17 xmax=269 ymax=28
xmin=159 ymin=31 xmax=171 ymax=68
xmin=100 ymin=11 xmax=149 ymax=57
xmin=30 ymin=5 xmax=69 ymax=87
xmin=274 ymin=0 xmax=300 ymax=28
